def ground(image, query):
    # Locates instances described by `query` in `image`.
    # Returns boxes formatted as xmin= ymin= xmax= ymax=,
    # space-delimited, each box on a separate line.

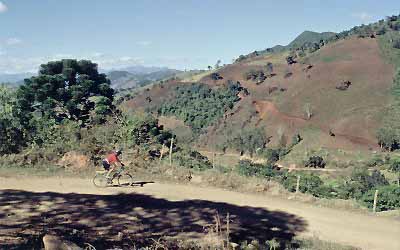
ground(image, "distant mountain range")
xmin=0 ymin=73 xmax=35 ymax=86
xmin=0 ymin=66 xmax=181 ymax=89
xmin=107 ymin=67 xmax=182 ymax=89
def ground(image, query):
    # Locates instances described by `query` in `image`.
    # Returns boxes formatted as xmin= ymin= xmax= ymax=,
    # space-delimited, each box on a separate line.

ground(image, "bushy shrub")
xmin=389 ymin=158 xmax=400 ymax=173
xmin=225 ymin=127 xmax=268 ymax=157
xmin=366 ymin=155 xmax=385 ymax=167
xmin=262 ymin=149 xmax=280 ymax=163
xmin=236 ymin=160 xmax=282 ymax=179
xmin=210 ymin=73 xmax=223 ymax=80
xmin=361 ymin=185 xmax=400 ymax=211
xmin=243 ymin=70 xmax=266 ymax=84
xmin=336 ymin=168 xmax=389 ymax=199
xmin=0 ymin=86 xmax=26 ymax=154
xmin=174 ymin=149 xmax=212 ymax=171
xmin=281 ymin=173 xmax=331 ymax=197
xmin=304 ymin=156 xmax=326 ymax=168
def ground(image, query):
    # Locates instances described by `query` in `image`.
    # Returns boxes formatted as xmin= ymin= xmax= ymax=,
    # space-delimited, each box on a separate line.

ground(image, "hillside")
xmin=124 ymin=16 xmax=400 ymax=165
xmin=288 ymin=31 xmax=336 ymax=48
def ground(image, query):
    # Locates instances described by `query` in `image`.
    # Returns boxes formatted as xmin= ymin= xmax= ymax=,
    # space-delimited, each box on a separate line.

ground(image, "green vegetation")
xmin=220 ymin=126 xmax=268 ymax=156
xmin=233 ymin=159 xmax=399 ymax=211
xmin=236 ymin=160 xmax=282 ymax=179
xmin=0 ymin=60 xmax=210 ymax=174
xmin=361 ymin=185 xmax=400 ymax=211
xmin=243 ymin=69 xmax=267 ymax=84
xmin=174 ymin=148 xmax=212 ymax=170
xmin=253 ymin=14 xmax=400 ymax=62
xmin=377 ymin=30 xmax=400 ymax=150
xmin=288 ymin=31 xmax=336 ymax=49
xmin=19 ymin=60 xmax=114 ymax=125
xmin=157 ymin=82 xmax=243 ymax=133
xmin=0 ymin=85 xmax=25 ymax=154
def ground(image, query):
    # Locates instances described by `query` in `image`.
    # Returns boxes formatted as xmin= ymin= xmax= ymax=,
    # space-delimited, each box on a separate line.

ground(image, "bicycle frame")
xmin=110 ymin=166 xmax=125 ymax=179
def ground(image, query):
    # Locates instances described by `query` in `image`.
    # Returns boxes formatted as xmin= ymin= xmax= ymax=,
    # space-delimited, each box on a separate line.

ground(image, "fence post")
xmin=296 ymin=175 xmax=300 ymax=194
xmin=159 ymin=143 xmax=165 ymax=163
xmin=212 ymin=148 xmax=215 ymax=168
xmin=169 ymin=137 xmax=174 ymax=166
xmin=373 ymin=189 xmax=379 ymax=213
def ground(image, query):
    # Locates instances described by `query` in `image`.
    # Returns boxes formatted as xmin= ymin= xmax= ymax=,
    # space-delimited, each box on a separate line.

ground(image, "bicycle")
xmin=92 ymin=166 xmax=133 ymax=188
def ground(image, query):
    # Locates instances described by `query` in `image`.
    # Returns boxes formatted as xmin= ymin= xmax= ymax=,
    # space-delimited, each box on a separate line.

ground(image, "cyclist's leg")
xmin=106 ymin=164 xmax=116 ymax=178
xmin=103 ymin=160 xmax=112 ymax=177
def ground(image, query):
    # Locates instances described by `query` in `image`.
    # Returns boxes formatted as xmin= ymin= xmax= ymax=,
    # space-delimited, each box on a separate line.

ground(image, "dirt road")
xmin=1 ymin=177 xmax=399 ymax=249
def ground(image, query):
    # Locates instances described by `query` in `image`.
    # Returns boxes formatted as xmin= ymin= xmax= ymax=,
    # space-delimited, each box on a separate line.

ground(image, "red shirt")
xmin=106 ymin=153 xmax=120 ymax=164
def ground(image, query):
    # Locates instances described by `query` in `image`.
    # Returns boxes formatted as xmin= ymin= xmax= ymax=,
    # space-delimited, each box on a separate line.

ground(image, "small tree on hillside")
xmin=215 ymin=59 xmax=222 ymax=69
xmin=377 ymin=126 xmax=399 ymax=151
xmin=266 ymin=62 xmax=274 ymax=75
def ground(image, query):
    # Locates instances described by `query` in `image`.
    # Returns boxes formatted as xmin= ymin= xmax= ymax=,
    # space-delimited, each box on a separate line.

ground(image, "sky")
xmin=0 ymin=0 xmax=398 ymax=74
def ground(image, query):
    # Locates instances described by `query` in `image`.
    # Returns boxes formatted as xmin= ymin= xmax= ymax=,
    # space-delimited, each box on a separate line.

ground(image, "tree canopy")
xmin=17 ymin=59 xmax=114 ymax=125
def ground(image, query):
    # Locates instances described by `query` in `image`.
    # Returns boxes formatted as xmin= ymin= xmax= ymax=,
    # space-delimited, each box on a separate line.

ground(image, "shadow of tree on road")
xmin=0 ymin=189 xmax=307 ymax=248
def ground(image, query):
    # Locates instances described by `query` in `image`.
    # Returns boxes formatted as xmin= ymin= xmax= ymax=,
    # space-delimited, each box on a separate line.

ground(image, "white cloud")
xmin=0 ymin=54 xmax=145 ymax=74
xmin=352 ymin=12 xmax=373 ymax=23
xmin=0 ymin=1 xmax=8 ymax=13
xmin=136 ymin=41 xmax=152 ymax=46
xmin=91 ymin=52 xmax=105 ymax=58
xmin=5 ymin=38 xmax=22 ymax=46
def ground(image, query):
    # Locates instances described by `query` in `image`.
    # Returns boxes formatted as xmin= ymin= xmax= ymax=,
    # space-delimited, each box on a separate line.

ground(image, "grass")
xmin=246 ymin=51 xmax=289 ymax=66
xmin=180 ymin=69 xmax=217 ymax=83
xmin=320 ymin=54 xmax=353 ymax=63
xmin=378 ymin=31 xmax=400 ymax=67
xmin=291 ymin=235 xmax=360 ymax=250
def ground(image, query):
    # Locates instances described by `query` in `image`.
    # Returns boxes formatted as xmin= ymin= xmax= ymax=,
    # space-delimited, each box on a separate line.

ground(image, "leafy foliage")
xmin=377 ymin=69 xmax=400 ymax=150
xmin=336 ymin=168 xmax=389 ymax=199
xmin=282 ymin=173 xmax=331 ymax=197
xmin=16 ymin=59 xmax=114 ymax=126
xmin=0 ymin=86 xmax=25 ymax=154
xmin=174 ymin=148 xmax=212 ymax=171
xmin=158 ymin=82 xmax=242 ymax=133
xmin=389 ymin=158 xmax=400 ymax=173
xmin=304 ymin=156 xmax=326 ymax=168
xmin=222 ymin=127 xmax=268 ymax=157
xmin=236 ymin=160 xmax=282 ymax=179
xmin=244 ymin=70 xmax=267 ymax=84
xmin=361 ymin=185 xmax=400 ymax=211
xmin=116 ymin=113 xmax=173 ymax=148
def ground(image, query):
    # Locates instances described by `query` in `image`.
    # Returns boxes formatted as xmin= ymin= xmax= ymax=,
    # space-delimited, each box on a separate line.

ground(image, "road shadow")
xmin=0 ymin=189 xmax=307 ymax=249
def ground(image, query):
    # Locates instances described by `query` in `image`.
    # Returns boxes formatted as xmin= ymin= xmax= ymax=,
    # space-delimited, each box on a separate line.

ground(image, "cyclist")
xmin=102 ymin=149 xmax=125 ymax=181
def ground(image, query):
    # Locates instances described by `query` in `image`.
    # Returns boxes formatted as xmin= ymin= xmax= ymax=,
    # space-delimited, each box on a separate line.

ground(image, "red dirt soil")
xmin=124 ymin=37 xmax=394 ymax=151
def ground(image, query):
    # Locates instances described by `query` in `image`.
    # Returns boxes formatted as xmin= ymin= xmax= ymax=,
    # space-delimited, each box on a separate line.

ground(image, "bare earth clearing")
xmin=0 ymin=177 xmax=399 ymax=250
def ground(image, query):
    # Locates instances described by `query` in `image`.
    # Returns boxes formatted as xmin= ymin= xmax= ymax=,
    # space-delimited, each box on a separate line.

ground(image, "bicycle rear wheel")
xmin=93 ymin=173 xmax=108 ymax=188
xmin=118 ymin=173 xmax=133 ymax=187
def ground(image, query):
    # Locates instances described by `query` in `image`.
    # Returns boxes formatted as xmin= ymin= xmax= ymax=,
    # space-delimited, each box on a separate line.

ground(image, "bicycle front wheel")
xmin=93 ymin=173 xmax=108 ymax=188
xmin=118 ymin=173 xmax=133 ymax=187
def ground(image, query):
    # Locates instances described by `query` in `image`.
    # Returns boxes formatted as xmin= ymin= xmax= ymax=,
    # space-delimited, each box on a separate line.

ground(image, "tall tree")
xmin=17 ymin=59 xmax=114 ymax=125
